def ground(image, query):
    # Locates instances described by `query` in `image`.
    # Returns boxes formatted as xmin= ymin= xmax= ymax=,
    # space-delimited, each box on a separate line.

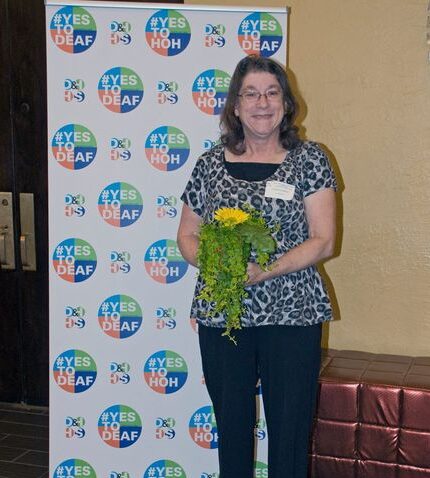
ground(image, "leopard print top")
xmin=181 ymin=141 xmax=337 ymax=327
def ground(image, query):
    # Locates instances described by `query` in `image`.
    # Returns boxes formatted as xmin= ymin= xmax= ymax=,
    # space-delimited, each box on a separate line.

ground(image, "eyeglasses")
xmin=237 ymin=89 xmax=282 ymax=103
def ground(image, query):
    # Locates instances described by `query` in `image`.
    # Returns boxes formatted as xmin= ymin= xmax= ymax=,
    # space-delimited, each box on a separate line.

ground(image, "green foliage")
xmin=197 ymin=208 xmax=277 ymax=343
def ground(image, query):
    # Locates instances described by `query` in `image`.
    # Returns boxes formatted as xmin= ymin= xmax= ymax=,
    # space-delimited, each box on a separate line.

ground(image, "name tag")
xmin=264 ymin=181 xmax=295 ymax=201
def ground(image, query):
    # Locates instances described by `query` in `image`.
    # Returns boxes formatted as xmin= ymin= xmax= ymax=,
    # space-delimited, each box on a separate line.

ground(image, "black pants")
xmin=198 ymin=323 xmax=322 ymax=478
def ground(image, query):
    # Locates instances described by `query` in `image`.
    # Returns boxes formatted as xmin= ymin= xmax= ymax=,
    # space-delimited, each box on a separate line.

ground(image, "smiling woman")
xmin=177 ymin=55 xmax=338 ymax=478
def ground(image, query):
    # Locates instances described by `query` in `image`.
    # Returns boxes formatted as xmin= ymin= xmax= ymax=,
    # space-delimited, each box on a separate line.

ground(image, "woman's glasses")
xmin=237 ymin=89 xmax=282 ymax=103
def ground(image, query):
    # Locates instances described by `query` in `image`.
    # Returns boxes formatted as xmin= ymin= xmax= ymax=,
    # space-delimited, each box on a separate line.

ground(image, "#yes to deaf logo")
xmin=98 ymin=404 xmax=142 ymax=448
xmin=52 ymin=124 xmax=97 ymax=170
xmin=52 ymin=238 xmax=97 ymax=282
xmin=238 ymin=12 xmax=283 ymax=57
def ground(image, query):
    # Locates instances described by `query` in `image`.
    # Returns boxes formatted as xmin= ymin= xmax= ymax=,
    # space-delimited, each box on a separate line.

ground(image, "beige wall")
xmin=187 ymin=0 xmax=430 ymax=355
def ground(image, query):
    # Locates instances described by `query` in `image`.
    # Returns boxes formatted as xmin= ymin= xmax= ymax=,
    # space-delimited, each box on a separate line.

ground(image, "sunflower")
xmin=214 ymin=207 xmax=250 ymax=226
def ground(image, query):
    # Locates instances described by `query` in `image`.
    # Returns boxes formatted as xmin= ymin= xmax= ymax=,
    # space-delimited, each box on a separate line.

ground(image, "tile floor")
xmin=0 ymin=403 xmax=48 ymax=478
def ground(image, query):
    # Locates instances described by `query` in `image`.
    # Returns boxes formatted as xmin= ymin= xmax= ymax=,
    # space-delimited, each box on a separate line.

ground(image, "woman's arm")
xmin=177 ymin=203 xmax=203 ymax=267
xmin=246 ymin=188 xmax=336 ymax=285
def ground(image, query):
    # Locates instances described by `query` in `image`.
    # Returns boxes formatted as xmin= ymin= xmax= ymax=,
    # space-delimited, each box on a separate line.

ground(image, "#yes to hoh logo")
xmin=98 ymin=67 xmax=143 ymax=113
xmin=98 ymin=182 xmax=143 ymax=227
xmin=52 ymin=124 xmax=97 ymax=170
xmin=145 ymin=126 xmax=189 ymax=172
xmin=98 ymin=294 xmax=143 ymax=339
xmin=144 ymin=239 xmax=188 ymax=283
xmin=144 ymin=350 xmax=188 ymax=394
xmin=64 ymin=78 xmax=85 ymax=103
xmin=53 ymin=459 xmax=96 ymax=478
xmin=52 ymin=238 xmax=97 ymax=282
xmin=53 ymin=349 xmax=97 ymax=393
xmin=189 ymin=405 xmax=218 ymax=449
xmin=144 ymin=460 xmax=186 ymax=478
xmin=146 ymin=10 xmax=191 ymax=56
xmin=192 ymin=69 xmax=230 ymax=115
xmin=110 ymin=20 xmax=132 ymax=45
xmin=98 ymin=404 xmax=142 ymax=448
xmin=50 ymin=6 xmax=96 ymax=53
xmin=238 ymin=13 xmax=282 ymax=57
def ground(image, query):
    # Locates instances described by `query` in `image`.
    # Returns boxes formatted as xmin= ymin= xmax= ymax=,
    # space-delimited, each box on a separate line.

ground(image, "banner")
xmin=46 ymin=1 xmax=288 ymax=476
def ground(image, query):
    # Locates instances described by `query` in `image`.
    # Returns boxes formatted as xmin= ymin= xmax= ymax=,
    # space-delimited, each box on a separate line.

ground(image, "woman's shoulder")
xmin=291 ymin=140 xmax=325 ymax=157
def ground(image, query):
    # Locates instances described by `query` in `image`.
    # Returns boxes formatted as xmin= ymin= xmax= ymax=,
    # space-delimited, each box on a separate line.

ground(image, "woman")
xmin=177 ymin=55 xmax=337 ymax=478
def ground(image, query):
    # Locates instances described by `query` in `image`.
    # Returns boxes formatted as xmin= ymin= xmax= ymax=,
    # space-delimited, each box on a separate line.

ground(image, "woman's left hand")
xmin=245 ymin=262 xmax=268 ymax=286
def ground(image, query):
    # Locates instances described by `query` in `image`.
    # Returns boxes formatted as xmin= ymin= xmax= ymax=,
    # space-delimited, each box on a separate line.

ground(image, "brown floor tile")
xmin=0 ymin=446 xmax=26 ymax=461
xmin=0 ymin=462 xmax=47 ymax=478
xmin=0 ymin=435 xmax=48 ymax=452
xmin=0 ymin=422 xmax=48 ymax=439
xmin=0 ymin=410 xmax=48 ymax=427
xmin=14 ymin=450 xmax=48 ymax=467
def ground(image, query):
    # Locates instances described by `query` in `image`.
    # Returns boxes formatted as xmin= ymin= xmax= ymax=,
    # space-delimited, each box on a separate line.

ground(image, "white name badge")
xmin=264 ymin=181 xmax=295 ymax=201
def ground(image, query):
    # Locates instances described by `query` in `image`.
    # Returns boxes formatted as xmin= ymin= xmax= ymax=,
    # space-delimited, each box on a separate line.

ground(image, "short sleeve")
xmin=180 ymin=152 xmax=209 ymax=217
xmin=302 ymin=142 xmax=337 ymax=197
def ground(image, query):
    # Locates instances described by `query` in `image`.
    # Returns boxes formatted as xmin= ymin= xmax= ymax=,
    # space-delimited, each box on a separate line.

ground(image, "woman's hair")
xmin=220 ymin=55 xmax=301 ymax=155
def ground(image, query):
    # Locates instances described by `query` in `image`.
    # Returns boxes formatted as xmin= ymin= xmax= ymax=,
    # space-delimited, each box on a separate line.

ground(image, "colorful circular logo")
xmin=145 ymin=126 xmax=190 ymax=172
xmin=98 ymin=404 xmax=142 ymax=448
xmin=189 ymin=405 xmax=218 ymax=449
xmin=144 ymin=239 xmax=188 ymax=283
xmin=98 ymin=294 xmax=143 ymax=339
xmin=53 ymin=350 xmax=97 ymax=393
xmin=53 ymin=459 xmax=97 ymax=478
xmin=144 ymin=460 xmax=186 ymax=478
xmin=238 ymin=13 xmax=283 ymax=57
xmin=192 ymin=69 xmax=230 ymax=115
xmin=98 ymin=182 xmax=143 ymax=227
xmin=144 ymin=350 xmax=188 ymax=394
xmin=254 ymin=461 xmax=268 ymax=478
xmin=52 ymin=124 xmax=97 ymax=170
xmin=145 ymin=10 xmax=191 ymax=56
xmin=98 ymin=67 xmax=144 ymax=113
xmin=52 ymin=238 xmax=97 ymax=282
xmin=50 ymin=6 xmax=97 ymax=53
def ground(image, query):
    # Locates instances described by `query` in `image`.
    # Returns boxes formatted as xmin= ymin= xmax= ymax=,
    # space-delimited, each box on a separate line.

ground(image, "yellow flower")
xmin=214 ymin=207 xmax=250 ymax=226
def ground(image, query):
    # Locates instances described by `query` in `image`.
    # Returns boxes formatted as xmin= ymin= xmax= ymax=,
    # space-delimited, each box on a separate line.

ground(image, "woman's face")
xmin=235 ymin=71 xmax=285 ymax=144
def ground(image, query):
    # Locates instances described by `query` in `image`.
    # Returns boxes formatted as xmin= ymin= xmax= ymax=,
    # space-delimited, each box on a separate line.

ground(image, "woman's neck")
xmin=227 ymin=138 xmax=286 ymax=164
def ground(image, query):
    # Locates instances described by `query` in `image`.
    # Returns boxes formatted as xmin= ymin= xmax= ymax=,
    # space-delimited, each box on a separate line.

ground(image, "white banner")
xmin=46 ymin=2 xmax=288 ymax=477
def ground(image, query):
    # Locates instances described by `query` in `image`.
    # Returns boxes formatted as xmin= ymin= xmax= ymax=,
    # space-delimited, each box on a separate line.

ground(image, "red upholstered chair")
xmin=309 ymin=349 xmax=430 ymax=478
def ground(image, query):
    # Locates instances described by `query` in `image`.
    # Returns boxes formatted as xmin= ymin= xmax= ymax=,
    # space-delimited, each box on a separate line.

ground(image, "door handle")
xmin=19 ymin=193 xmax=37 ymax=271
xmin=0 ymin=192 xmax=16 ymax=270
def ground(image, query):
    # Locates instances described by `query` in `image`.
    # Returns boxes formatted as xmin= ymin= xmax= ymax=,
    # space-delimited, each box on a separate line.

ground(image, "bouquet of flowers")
xmin=197 ymin=206 xmax=277 ymax=343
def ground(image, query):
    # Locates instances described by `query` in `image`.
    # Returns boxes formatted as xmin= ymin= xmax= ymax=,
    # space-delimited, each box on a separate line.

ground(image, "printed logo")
xmin=64 ymin=193 xmax=86 ymax=217
xmin=98 ymin=404 xmax=142 ymax=448
xmin=254 ymin=418 xmax=266 ymax=440
xmin=203 ymin=139 xmax=219 ymax=151
xmin=145 ymin=126 xmax=190 ymax=172
xmin=254 ymin=461 xmax=268 ymax=478
xmin=52 ymin=238 xmax=97 ymax=282
xmin=144 ymin=239 xmax=188 ymax=283
xmin=109 ymin=473 xmax=131 ymax=478
xmin=110 ymin=20 xmax=132 ymax=45
xmin=98 ymin=182 xmax=143 ymax=227
xmin=256 ymin=379 xmax=262 ymax=396
xmin=110 ymin=362 xmax=131 ymax=384
xmin=64 ymin=78 xmax=86 ymax=102
xmin=52 ymin=124 xmax=97 ymax=170
xmin=50 ymin=6 xmax=97 ymax=53
xmin=238 ymin=13 xmax=282 ymax=57
xmin=144 ymin=460 xmax=186 ymax=478
xmin=65 ymin=416 xmax=86 ymax=439
xmin=157 ymin=81 xmax=179 ymax=105
xmin=110 ymin=251 xmax=131 ymax=274
xmin=98 ymin=67 xmax=144 ymax=113
xmin=155 ymin=417 xmax=176 ymax=439
xmin=155 ymin=307 xmax=177 ymax=330
xmin=192 ymin=69 xmax=230 ymax=115
xmin=110 ymin=137 xmax=131 ymax=161
xmin=53 ymin=459 xmax=96 ymax=478
xmin=189 ymin=406 xmax=218 ymax=449
xmin=204 ymin=24 xmax=226 ymax=47
xmin=98 ymin=294 xmax=143 ymax=339
xmin=53 ymin=349 xmax=97 ymax=393
xmin=65 ymin=305 xmax=86 ymax=329
xmin=144 ymin=350 xmax=188 ymax=394
xmin=201 ymin=473 xmax=219 ymax=478
xmin=190 ymin=317 xmax=198 ymax=334
xmin=146 ymin=10 xmax=191 ymax=56
xmin=156 ymin=195 xmax=178 ymax=219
